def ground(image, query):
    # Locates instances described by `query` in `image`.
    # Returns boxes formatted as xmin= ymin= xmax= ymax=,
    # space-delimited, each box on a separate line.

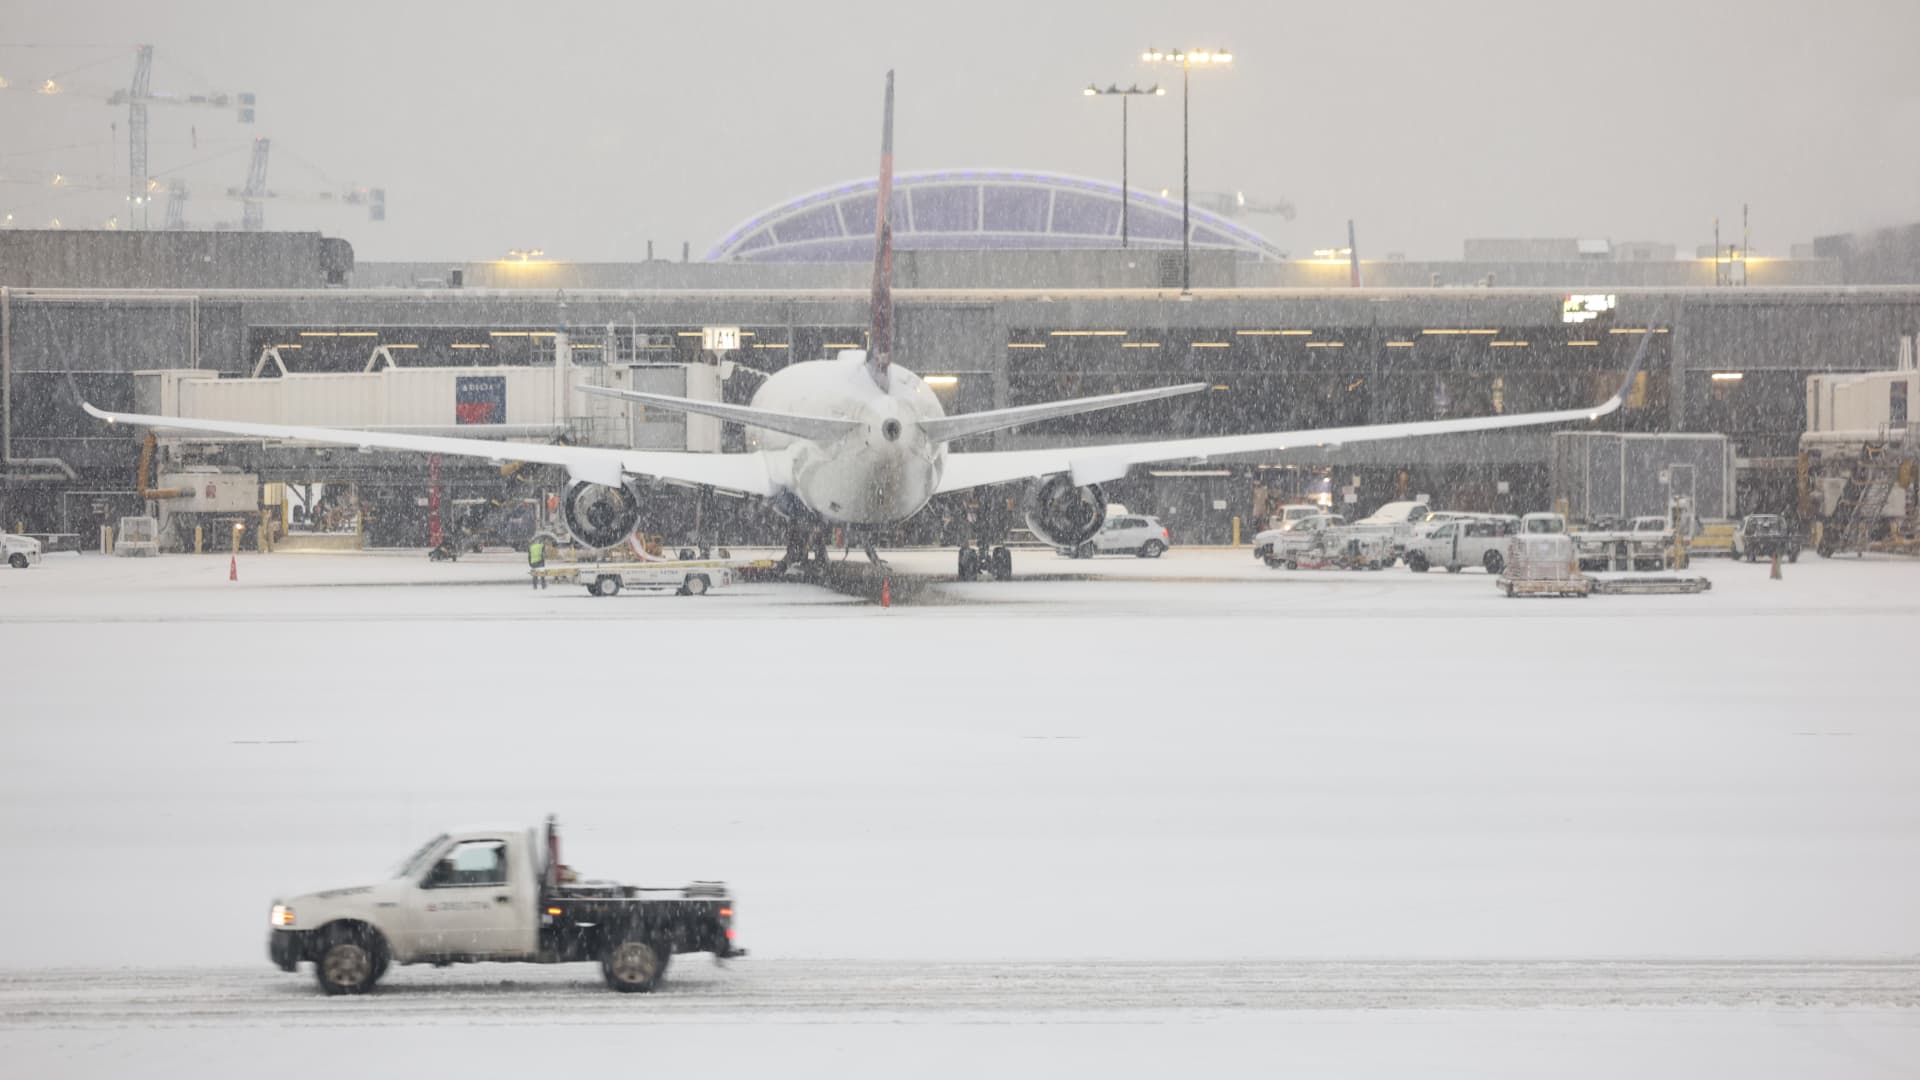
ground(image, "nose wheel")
xmin=958 ymin=545 xmax=1013 ymax=581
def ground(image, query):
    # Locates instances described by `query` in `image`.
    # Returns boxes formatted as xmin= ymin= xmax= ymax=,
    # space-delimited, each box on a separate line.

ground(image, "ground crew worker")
xmin=528 ymin=537 xmax=547 ymax=589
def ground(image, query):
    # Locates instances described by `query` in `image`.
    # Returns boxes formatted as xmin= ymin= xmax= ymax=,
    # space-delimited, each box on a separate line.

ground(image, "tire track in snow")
xmin=2 ymin=959 xmax=1915 ymax=1028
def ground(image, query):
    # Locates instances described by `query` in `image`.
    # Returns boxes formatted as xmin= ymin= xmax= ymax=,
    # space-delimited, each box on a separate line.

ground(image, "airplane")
xmin=85 ymin=71 xmax=1650 ymax=581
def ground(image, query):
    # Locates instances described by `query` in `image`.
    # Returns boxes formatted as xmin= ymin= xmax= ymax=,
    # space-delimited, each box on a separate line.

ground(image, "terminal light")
xmin=1385 ymin=341 xmax=1416 ymax=348
xmin=1305 ymin=341 xmax=1345 ymax=348
xmin=823 ymin=342 xmax=862 ymax=349
xmin=1490 ymin=340 xmax=1530 ymax=347
xmin=1121 ymin=342 xmax=1161 ymax=348
xmin=1190 ymin=341 xmax=1231 ymax=348
xmin=1565 ymin=340 xmax=1600 ymax=347
xmin=1236 ymin=329 xmax=1313 ymax=336
xmin=298 ymin=331 xmax=338 ymax=338
xmin=1008 ymin=343 xmax=1046 ymax=349
xmin=384 ymin=344 xmax=420 ymax=349
xmin=450 ymin=343 xmax=490 ymax=349
xmin=751 ymin=342 xmax=790 ymax=349
xmin=1710 ymin=372 xmax=1745 ymax=382
xmin=336 ymin=331 xmax=378 ymax=337
xmin=923 ymin=375 xmax=959 ymax=386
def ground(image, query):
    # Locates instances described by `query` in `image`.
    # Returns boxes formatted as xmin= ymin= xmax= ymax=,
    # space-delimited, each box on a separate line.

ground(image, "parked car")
xmin=3 ymin=532 xmax=42 ymax=569
xmin=1628 ymin=516 xmax=1671 ymax=535
xmin=1404 ymin=515 xmax=1520 ymax=573
xmin=1063 ymin=514 xmax=1171 ymax=558
xmin=1730 ymin=514 xmax=1801 ymax=562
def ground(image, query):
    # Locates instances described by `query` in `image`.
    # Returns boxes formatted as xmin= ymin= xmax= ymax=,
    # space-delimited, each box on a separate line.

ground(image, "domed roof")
xmin=705 ymin=169 xmax=1284 ymax=262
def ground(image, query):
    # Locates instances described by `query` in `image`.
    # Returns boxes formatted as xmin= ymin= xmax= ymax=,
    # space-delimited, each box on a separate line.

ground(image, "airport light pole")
xmin=1083 ymin=83 xmax=1164 ymax=249
xmin=1141 ymin=48 xmax=1232 ymax=294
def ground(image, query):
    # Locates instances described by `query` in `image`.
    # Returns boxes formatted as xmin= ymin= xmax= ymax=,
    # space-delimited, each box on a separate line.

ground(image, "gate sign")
xmin=456 ymin=376 xmax=507 ymax=424
xmin=702 ymin=326 xmax=741 ymax=352
xmin=1562 ymin=294 xmax=1617 ymax=324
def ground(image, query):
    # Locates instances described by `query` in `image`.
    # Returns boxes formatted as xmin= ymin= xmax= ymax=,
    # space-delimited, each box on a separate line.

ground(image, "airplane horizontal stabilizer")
xmin=919 ymin=382 xmax=1208 ymax=445
xmin=577 ymin=385 xmax=863 ymax=443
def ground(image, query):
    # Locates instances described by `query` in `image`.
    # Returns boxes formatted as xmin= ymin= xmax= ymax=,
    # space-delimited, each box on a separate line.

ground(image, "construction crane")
xmin=218 ymin=137 xmax=386 ymax=231
xmin=97 ymin=45 xmax=254 ymax=228
xmin=1 ymin=45 xmax=255 ymax=228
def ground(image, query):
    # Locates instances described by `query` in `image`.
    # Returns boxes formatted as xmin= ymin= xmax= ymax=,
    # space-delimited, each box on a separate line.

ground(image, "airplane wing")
xmin=936 ymin=329 xmax=1653 ymax=495
xmin=80 ymin=403 xmax=773 ymax=495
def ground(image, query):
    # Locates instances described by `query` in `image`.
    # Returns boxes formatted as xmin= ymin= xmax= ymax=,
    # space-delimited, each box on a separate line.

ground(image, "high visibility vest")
xmin=529 ymin=541 xmax=545 ymax=563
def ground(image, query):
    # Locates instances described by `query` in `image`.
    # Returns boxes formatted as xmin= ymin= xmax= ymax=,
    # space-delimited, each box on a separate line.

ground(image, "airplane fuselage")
xmin=749 ymin=351 xmax=946 ymax=526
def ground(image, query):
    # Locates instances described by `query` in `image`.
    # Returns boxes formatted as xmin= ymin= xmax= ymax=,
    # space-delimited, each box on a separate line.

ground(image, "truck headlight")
xmin=270 ymin=903 xmax=295 ymax=928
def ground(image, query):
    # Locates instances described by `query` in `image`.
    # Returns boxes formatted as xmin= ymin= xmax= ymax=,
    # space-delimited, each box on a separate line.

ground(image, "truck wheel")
xmin=592 ymin=575 xmax=621 ymax=597
xmin=7 ymin=554 xmax=25 ymax=569
xmin=1483 ymin=551 xmax=1505 ymax=575
xmin=314 ymin=925 xmax=384 ymax=996
xmin=1284 ymin=558 xmax=1298 ymax=570
xmin=602 ymin=937 xmax=668 ymax=993
xmin=1406 ymin=552 xmax=1428 ymax=572
xmin=681 ymin=574 xmax=709 ymax=596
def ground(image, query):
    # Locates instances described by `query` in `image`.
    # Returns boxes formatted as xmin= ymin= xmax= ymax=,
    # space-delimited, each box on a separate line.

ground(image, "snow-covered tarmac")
xmin=2 ymin=548 xmax=1917 ymax=1076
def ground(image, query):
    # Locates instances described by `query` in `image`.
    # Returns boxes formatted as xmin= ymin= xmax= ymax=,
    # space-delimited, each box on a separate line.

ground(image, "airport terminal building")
xmin=4 ymin=180 xmax=1918 ymax=547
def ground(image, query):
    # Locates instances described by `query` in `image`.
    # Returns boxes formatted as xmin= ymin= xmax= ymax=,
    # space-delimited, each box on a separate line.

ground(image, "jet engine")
xmin=1021 ymin=474 xmax=1107 ymax=548
xmin=561 ymin=480 xmax=648 ymax=549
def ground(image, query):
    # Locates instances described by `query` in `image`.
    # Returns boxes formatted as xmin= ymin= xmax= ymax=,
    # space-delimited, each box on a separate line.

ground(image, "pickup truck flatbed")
xmin=268 ymin=818 xmax=743 ymax=994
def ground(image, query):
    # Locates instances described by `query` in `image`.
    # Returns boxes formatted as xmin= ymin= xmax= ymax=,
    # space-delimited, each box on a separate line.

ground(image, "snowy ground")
xmin=2 ymin=547 xmax=1917 ymax=1076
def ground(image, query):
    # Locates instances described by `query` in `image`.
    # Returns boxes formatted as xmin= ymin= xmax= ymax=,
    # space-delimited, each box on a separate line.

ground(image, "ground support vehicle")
xmin=1494 ymin=534 xmax=1591 ymax=597
xmin=534 ymin=558 xmax=770 ymax=597
xmin=1403 ymin=517 xmax=1519 ymax=574
xmin=1345 ymin=501 xmax=1431 ymax=566
xmin=1570 ymin=529 xmax=1673 ymax=572
xmin=268 ymin=818 xmax=743 ymax=995
xmin=1271 ymin=532 xmax=1391 ymax=571
xmin=3 ymin=532 xmax=42 ymax=568
xmin=1730 ymin=514 xmax=1802 ymax=563
xmin=1260 ymin=515 xmax=1349 ymax=567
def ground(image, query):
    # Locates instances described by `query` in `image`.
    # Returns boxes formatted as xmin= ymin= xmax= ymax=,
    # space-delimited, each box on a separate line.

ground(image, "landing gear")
xmin=778 ymin=528 xmax=825 ymax=578
xmin=957 ymin=544 xmax=1013 ymax=581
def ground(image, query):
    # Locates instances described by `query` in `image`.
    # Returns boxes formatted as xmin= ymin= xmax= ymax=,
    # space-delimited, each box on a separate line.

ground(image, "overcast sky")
xmin=5 ymin=0 xmax=1917 ymax=263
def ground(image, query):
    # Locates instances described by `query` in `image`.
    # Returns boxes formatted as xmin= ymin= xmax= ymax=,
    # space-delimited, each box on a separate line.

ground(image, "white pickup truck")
xmin=268 ymin=818 xmax=743 ymax=994
xmin=1402 ymin=515 xmax=1520 ymax=573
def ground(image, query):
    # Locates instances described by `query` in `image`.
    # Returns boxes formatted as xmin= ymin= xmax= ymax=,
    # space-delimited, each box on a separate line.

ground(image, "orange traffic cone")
xmin=880 ymin=578 xmax=891 ymax=608
xmin=229 ymin=554 xmax=238 ymax=581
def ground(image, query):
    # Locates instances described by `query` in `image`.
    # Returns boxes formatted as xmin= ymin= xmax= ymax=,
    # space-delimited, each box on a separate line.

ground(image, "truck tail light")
xmin=718 ymin=908 xmax=733 ymax=918
xmin=546 ymin=907 xmax=563 ymax=916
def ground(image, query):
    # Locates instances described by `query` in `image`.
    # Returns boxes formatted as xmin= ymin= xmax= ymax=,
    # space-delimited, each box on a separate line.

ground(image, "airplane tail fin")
xmin=866 ymin=70 xmax=895 ymax=391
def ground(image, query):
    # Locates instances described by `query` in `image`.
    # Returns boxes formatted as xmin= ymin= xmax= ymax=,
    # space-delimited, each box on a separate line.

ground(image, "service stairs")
xmin=1827 ymin=448 xmax=1901 ymax=556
